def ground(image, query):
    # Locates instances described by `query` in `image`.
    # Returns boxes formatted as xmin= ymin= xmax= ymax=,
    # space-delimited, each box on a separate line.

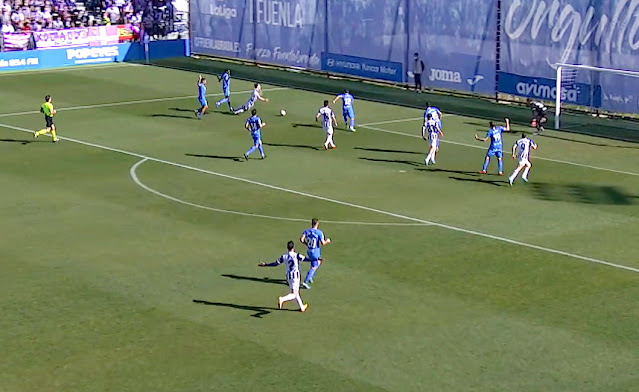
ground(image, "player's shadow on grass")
xmin=448 ymin=176 xmax=506 ymax=187
xmin=415 ymin=168 xmax=481 ymax=176
xmin=355 ymin=147 xmax=422 ymax=155
xmin=359 ymin=157 xmax=423 ymax=167
xmin=186 ymin=153 xmax=244 ymax=162
xmin=221 ymin=274 xmax=288 ymax=286
xmin=193 ymin=300 xmax=296 ymax=318
xmin=529 ymin=182 xmax=638 ymax=205
xmin=263 ymin=142 xmax=322 ymax=151
xmin=0 ymin=138 xmax=37 ymax=145
xmin=151 ymin=113 xmax=199 ymax=120
xmin=291 ymin=123 xmax=319 ymax=129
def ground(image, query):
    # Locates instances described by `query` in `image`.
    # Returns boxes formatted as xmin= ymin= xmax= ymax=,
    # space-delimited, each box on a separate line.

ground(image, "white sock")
xmin=326 ymin=132 xmax=335 ymax=147
xmin=425 ymin=151 xmax=433 ymax=163
xmin=294 ymin=293 xmax=304 ymax=308
xmin=522 ymin=166 xmax=531 ymax=180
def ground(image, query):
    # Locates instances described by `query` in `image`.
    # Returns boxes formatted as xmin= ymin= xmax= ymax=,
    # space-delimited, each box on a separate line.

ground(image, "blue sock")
xmin=482 ymin=158 xmax=489 ymax=172
xmin=245 ymin=146 xmax=257 ymax=156
xmin=305 ymin=267 xmax=317 ymax=283
xmin=498 ymin=159 xmax=503 ymax=173
xmin=216 ymin=97 xmax=229 ymax=105
xmin=258 ymin=144 xmax=264 ymax=157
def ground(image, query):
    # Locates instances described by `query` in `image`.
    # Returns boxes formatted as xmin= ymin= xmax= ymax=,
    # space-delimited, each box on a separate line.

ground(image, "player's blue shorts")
xmin=223 ymin=87 xmax=230 ymax=97
xmin=306 ymin=249 xmax=321 ymax=267
xmin=486 ymin=148 xmax=503 ymax=158
xmin=251 ymin=132 xmax=261 ymax=145
xmin=199 ymin=97 xmax=208 ymax=107
xmin=343 ymin=107 xmax=355 ymax=119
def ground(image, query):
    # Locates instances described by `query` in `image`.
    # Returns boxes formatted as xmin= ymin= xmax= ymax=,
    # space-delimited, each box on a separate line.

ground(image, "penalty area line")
xmin=130 ymin=158 xmax=431 ymax=227
xmin=1 ymin=121 xmax=638 ymax=274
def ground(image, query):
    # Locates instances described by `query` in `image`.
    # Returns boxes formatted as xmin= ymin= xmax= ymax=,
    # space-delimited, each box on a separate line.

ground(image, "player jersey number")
xmin=305 ymin=237 xmax=318 ymax=248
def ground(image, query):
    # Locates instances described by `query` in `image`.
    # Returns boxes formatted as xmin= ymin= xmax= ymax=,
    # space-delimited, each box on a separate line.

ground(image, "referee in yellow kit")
xmin=34 ymin=95 xmax=59 ymax=143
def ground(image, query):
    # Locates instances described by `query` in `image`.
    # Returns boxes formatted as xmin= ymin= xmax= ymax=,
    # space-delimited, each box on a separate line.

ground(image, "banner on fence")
xmin=33 ymin=26 xmax=122 ymax=50
xmin=2 ymin=32 xmax=31 ymax=51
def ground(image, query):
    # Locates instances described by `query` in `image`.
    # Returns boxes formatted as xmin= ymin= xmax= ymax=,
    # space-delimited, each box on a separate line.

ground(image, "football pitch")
xmin=1 ymin=63 xmax=639 ymax=391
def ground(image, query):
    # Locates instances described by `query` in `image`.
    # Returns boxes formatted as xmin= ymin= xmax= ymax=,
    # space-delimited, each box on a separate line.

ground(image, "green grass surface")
xmin=1 ymin=63 xmax=639 ymax=392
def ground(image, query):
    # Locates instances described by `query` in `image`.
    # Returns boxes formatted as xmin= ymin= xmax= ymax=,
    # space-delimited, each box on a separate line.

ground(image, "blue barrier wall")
xmin=190 ymin=0 xmax=639 ymax=114
xmin=0 ymin=40 xmax=189 ymax=72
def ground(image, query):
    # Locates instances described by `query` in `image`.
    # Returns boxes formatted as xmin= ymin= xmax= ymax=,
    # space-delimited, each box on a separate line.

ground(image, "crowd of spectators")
xmin=1 ymin=0 xmax=181 ymax=37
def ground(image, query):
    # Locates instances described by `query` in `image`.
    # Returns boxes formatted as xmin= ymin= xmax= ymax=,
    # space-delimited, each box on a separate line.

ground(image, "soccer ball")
xmin=280 ymin=109 xmax=287 ymax=116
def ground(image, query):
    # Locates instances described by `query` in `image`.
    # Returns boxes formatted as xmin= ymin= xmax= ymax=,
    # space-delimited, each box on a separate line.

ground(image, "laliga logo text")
xmin=207 ymin=0 xmax=237 ymax=19
xmin=66 ymin=46 xmax=119 ymax=60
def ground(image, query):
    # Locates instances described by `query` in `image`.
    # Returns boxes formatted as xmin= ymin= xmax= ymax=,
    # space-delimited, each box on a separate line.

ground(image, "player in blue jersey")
xmin=243 ymin=109 xmax=266 ymax=160
xmin=332 ymin=89 xmax=356 ymax=132
xmin=475 ymin=118 xmax=511 ymax=175
xmin=215 ymin=69 xmax=232 ymax=110
xmin=194 ymin=75 xmax=208 ymax=119
xmin=299 ymin=218 xmax=331 ymax=289
xmin=258 ymin=240 xmax=309 ymax=312
xmin=424 ymin=102 xmax=442 ymax=129
xmin=422 ymin=113 xmax=444 ymax=165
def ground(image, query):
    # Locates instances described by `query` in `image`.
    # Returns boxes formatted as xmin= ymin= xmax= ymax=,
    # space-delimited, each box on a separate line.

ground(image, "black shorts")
xmin=44 ymin=115 xmax=53 ymax=128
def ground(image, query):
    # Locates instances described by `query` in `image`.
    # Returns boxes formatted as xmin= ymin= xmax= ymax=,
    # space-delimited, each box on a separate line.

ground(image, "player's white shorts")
xmin=518 ymin=157 xmax=531 ymax=166
xmin=287 ymin=271 xmax=300 ymax=291
xmin=324 ymin=126 xmax=334 ymax=135
xmin=429 ymin=137 xmax=439 ymax=148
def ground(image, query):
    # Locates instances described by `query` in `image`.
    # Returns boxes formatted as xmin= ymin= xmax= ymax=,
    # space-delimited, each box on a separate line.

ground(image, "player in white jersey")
xmin=422 ymin=113 xmax=444 ymax=165
xmin=232 ymin=83 xmax=269 ymax=114
xmin=508 ymin=133 xmax=538 ymax=186
xmin=258 ymin=240 xmax=309 ymax=312
xmin=316 ymin=100 xmax=338 ymax=150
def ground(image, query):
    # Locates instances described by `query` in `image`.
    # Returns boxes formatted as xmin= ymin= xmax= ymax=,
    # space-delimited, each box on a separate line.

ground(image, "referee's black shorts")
xmin=44 ymin=115 xmax=54 ymax=128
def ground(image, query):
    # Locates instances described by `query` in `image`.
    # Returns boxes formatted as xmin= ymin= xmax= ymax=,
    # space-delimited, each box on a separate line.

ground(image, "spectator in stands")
xmin=105 ymin=2 xmax=119 ymax=23
xmin=1 ymin=18 xmax=14 ymax=32
xmin=51 ymin=14 xmax=62 ymax=28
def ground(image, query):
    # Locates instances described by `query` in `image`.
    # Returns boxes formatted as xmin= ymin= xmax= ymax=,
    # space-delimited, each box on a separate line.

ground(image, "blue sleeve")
xmin=318 ymin=230 xmax=325 ymax=242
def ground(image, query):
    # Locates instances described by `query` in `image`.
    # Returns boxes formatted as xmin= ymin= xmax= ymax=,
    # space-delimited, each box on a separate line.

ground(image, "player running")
xmin=422 ymin=113 xmax=443 ymax=165
xmin=232 ymin=83 xmax=269 ymax=115
xmin=34 ymin=95 xmax=59 ymax=142
xmin=424 ymin=102 xmax=442 ymax=159
xmin=332 ymin=89 xmax=356 ymax=132
xmin=215 ymin=69 xmax=232 ymax=111
xmin=300 ymin=218 xmax=331 ymax=289
xmin=243 ymin=109 xmax=266 ymax=160
xmin=194 ymin=75 xmax=208 ymax=119
xmin=475 ymin=118 xmax=511 ymax=175
xmin=316 ymin=100 xmax=338 ymax=150
xmin=508 ymin=133 xmax=538 ymax=186
xmin=527 ymin=98 xmax=547 ymax=135
xmin=258 ymin=240 xmax=309 ymax=312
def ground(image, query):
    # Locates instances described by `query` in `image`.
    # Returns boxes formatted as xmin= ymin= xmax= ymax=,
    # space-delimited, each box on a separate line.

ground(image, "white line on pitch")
xmin=359 ymin=114 xmax=451 ymax=127
xmin=0 ymin=87 xmax=289 ymax=118
xmin=130 ymin=159 xmax=431 ymax=227
xmin=0 ymin=62 xmax=134 ymax=78
xmin=1 ymin=121 xmax=637 ymax=275
xmin=358 ymin=123 xmax=639 ymax=177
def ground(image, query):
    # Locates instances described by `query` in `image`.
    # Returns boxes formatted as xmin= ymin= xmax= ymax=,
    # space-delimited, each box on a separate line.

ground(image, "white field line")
xmin=130 ymin=158 xmax=431 ymax=227
xmin=0 ymin=62 xmax=134 ymax=77
xmin=0 ymin=87 xmax=290 ymax=118
xmin=358 ymin=121 xmax=639 ymax=177
xmin=2 ymin=121 xmax=637 ymax=274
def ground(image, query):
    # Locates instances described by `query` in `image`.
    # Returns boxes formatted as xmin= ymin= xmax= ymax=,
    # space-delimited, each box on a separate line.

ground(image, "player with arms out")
xmin=316 ymin=100 xmax=338 ymax=150
xmin=508 ymin=133 xmax=538 ymax=186
xmin=475 ymin=118 xmax=511 ymax=175
xmin=299 ymin=218 xmax=331 ymax=289
xmin=332 ymin=89 xmax=356 ymax=132
xmin=232 ymin=83 xmax=269 ymax=115
xmin=243 ymin=109 xmax=266 ymax=160
xmin=194 ymin=75 xmax=208 ymax=119
xmin=258 ymin=240 xmax=309 ymax=312
xmin=215 ymin=69 xmax=232 ymax=111
xmin=424 ymin=102 xmax=443 ymax=159
xmin=422 ymin=113 xmax=443 ymax=165
xmin=527 ymin=98 xmax=547 ymax=134
xmin=34 ymin=95 xmax=59 ymax=142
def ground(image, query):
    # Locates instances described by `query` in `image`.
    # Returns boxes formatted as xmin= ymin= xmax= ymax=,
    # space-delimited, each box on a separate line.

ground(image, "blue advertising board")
xmin=0 ymin=40 xmax=188 ymax=72
xmin=500 ymin=0 xmax=639 ymax=112
xmin=321 ymin=52 xmax=402 ymax=82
